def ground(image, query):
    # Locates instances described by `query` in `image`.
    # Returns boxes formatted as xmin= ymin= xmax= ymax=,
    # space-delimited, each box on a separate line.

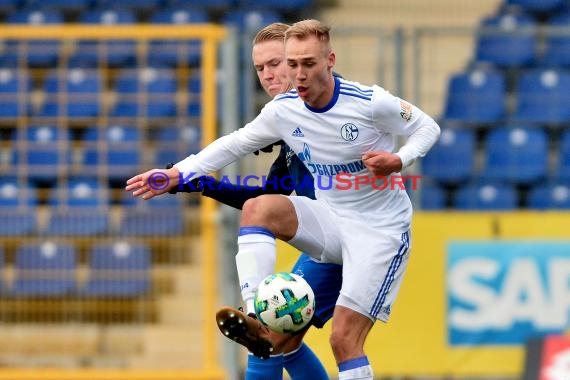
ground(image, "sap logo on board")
xmin=447 ymin=242 xmax=570 ymax=346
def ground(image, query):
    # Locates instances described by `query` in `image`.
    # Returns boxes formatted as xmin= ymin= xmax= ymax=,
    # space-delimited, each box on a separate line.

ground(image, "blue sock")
xmin=284 ymin=343 xmax=328 ymax=380
xmin=245 ymin=353 xmax=284 ymax=380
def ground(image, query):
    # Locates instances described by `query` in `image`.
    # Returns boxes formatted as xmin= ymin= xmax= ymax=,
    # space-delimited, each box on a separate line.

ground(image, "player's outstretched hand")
xmin=362 ymin=151 xmax=403 ymax=177
xmin=125 ymin=167 xmax=180 ymax=200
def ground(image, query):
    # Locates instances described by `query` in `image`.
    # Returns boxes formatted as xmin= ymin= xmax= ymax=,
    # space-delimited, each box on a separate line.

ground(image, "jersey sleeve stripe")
xmin=275 ymin=94 xmax=300 ymax=101
xmin=339 ymin=82 xmax=373 ymax=95
xmin=339 ymin=90 xmax=372 ymax=101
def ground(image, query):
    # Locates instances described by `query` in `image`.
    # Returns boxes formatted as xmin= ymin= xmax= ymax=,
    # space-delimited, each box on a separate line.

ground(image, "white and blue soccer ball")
xmin=254 ymin=272 xmax=315 ymax=334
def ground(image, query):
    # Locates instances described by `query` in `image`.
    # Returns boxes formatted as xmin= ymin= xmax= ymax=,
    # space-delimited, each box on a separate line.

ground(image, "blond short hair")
xmin=253 ymin=22 xmax=290 ymax=45
xmin=284 ymin=19 xmax=331 ymax=45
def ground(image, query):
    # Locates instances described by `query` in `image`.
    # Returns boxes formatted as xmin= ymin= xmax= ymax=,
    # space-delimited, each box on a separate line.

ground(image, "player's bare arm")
xmin=362 ymin=151 xmax=403 ymax=176
xmin=125 ymin=167 xmax=181 ymax=200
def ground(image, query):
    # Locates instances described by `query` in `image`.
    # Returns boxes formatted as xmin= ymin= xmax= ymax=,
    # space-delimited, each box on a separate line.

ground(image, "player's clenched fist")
xmin=125 ymin=167 xmax=180 ymax=200
xmin=362 ymin=151 xmax=403 ymax=177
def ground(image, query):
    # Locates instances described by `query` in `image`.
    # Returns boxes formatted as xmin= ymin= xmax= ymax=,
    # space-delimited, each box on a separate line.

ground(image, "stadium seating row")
xmin=0 ymin=68 xmax=202 ymax=118
xmin=0 ymin=0 xmax=313 ymax=15
xmin=4 ymin=123 xmax=570 ymax=211
xmin=0 ymin=210 xmax=188 ymax=238
xmin=0 ymin=176 xmax=189 ymax=235
xmin=0 ymin=176 xmax=190 ymax=205
xmin=0 ymin=6 xmax=294 ymax=68
xmin=0 ymin=241 xmax=150 ymax=297
xmin=475 ymin=6 xmax=570 ymax=69
xmin=422 ymin=127 xmax=570 ymax=186
xmin=505 ymin=0 xmax=566 ymax=14
xmin=443 ymin=67 xmax=570 ymax=125
xmin=419 ymin=181 xmax=570 ymax=210
xmin=0 ymin=125 xmax=201 ymax=184
xmin=0 ymin=207 xmax=187 ymax=236
xmin=420 ymin=125 xmax=570 ymax=208
xmin=426 ymin=1 xmax=570 ymax=210
xmin=5 ymin=123 xmax=569 ymax=187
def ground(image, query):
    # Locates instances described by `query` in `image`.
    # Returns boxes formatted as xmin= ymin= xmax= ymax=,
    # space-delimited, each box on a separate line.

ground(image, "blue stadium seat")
xmin=221 ymin=9 xmax=282 ymax=33
xmin=0 ymin=209 xmax=36 ymax=236
xmin=83 ymin=241 xmax=151 ymax=297
xmin=0 ymin=68 xmax=31 ymax=119
xmin=512 ymin=69 xmax=570 ymax=125
xmin=45 ymin=177 xmax=110 ymax=236
xmin=505 ymin=0 xmax=565 ymax=14
xmin=111 ymin=68 xmax=178 ymax=118
xmin=155 ymin=125 xmax=201 ymax=145
xmin=0 ymin=0 xmax=23 ymax=13
xmin=0 ymin=178 xmax=37 ymax=236
xmin=120 ymin=186 xmax=185 ymax=208
xmin=527 ymin=182 xmax=570 ymax=209
xmin=442 ymin=68 xmax=506 ymax=124
xmin=78 ymin=8 xmax=137 ymax=26
xmin=187 ymin=99 xmax=201 ymax=119
xmin=82 ymin=126 xmax=142 ymax=183
xmin=168 ymin=0 xmax=237 ymax=11
xmin=239 ymin=0 xmax=313 ymax=12
xmin=187 ymin=71 xmax=201 ymax=118
xmin=481 ymin=126 xmax=548 ymax=185
xmin=4 ymin=9 xmax=63 ymax=67
xmin=454 ymin=182 xmax=518 ymax=210
xmin=70 ymin=9 xmax=137 ymax=67
xmin=38 ymin=69 xmax=102 ymax=118
xmin=556 ymin=129 xmax=570 ymax=182
xmin=16 ymin=126 xmax=71 ymax=184
xmin=118 ymin=198 xmax=185 ymax=235
xmin=421 ymin=128 xmax=476 ymax=185
xmin=0 ymin=177 xmax=38 ymax=208
xmin=474 ymin=11 xmax=537 ymax=68
xmin=119 ymin=209 xmax=185 ymax=236
xmin=147 ymin=8 xmax=209 ymax=67
xmin=25 ymin=0 xmax=92 ymax=12
xmin=418 ymin=183 xmax=447 ymax=210
xmin=11 ymin=241 xmax=77 ymax=297
xmin=187 ymin=71 xmax=201 ymax=93
xmin=95 ymin=0 xmax=163 ymax=12
xmin=542 ymin=11 xmax=570 ymax=67
xmin=48 ymin=177 xmax=109 ymax=208
xmin=152 ymin=125 xmax=201 ymax=165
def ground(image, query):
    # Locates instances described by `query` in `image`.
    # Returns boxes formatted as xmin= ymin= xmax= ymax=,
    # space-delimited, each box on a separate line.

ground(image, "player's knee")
xmin=242 ymin=196 xmax=288 ymax=223
xmin=241 ymin=195 xmax=298 ymax=239
xmin=241 ymin=197 xmax=269 ymax=225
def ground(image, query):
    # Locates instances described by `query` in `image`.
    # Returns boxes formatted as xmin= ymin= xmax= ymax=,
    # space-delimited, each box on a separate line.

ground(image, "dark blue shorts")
xmin=291 ymin=253 xmax=342 ymax=328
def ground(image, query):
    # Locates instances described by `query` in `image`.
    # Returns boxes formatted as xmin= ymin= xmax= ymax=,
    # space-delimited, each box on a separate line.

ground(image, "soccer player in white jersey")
xmin=180 ymin=22 xmax=337 ymax=380
xmin=126 ymin=19 xmax=440 ymax=379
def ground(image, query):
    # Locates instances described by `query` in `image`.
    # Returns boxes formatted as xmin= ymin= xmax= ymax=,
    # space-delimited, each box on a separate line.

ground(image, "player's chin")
xmin=269 ymin=83 xmax=287 ymax=96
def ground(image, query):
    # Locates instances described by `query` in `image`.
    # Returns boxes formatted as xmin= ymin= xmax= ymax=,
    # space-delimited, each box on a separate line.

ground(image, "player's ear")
xmin=327 ymin=51 xmax=336 ymax=69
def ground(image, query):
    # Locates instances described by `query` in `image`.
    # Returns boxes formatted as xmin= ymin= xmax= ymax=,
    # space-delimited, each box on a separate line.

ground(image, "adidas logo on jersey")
xmin=292 ymin=127 xmax=304 ymax=137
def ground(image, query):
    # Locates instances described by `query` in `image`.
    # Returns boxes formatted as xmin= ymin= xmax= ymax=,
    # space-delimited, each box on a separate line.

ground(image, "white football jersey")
xmin=176 ymin=77 xmax=439 ymax=231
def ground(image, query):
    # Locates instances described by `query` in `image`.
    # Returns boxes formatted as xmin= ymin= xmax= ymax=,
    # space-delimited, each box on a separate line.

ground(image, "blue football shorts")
xmin=291 ymin=253 xmax=342 ymax=328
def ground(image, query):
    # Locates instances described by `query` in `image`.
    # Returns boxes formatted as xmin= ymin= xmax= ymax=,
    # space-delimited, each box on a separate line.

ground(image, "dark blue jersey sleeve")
xmin=200 ymin=144 xmax=294 ymax=210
